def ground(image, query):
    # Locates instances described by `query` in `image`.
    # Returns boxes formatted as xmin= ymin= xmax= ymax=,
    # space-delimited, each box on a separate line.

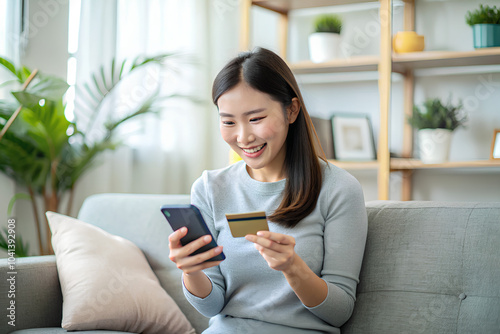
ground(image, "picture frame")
xmin=331 ymin=113 xmax=376 ymax=161
xmin=490 ymin=129 xmax=500 ymax=160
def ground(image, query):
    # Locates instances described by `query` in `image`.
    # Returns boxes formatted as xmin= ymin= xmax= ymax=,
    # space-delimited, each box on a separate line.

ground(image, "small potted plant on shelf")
xmin=465 ymin=4 xmax=500 ymax=48
xmin=408 ymin=97 xmax=467 ymax=164
xmin=308 ymin=14 xmax=343 ymax=63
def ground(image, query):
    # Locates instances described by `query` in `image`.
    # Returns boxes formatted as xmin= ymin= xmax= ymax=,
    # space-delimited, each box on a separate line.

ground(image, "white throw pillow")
xmin=47 ymin=211 xmax=195 ymax=334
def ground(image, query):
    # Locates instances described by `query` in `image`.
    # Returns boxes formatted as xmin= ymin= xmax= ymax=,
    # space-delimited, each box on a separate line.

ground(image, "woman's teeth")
xmin=242 ymin=144 xmax=265 ymax=154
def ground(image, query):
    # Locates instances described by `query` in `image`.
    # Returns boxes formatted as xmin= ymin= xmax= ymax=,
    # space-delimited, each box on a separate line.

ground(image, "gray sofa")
xmin=1 ymin=193 xmax=499 ymax=333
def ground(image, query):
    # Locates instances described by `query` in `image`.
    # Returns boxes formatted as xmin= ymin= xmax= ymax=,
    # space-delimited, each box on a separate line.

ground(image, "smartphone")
xmin=161 ymin=204 xmax=225 ymax=262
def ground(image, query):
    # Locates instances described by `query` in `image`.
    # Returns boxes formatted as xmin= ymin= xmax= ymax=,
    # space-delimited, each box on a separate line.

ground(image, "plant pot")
xmin=418 ymin=128 xmax=453 ymax=164
xmin=308 ymin=32 xmax=341 ymax=63
xmin=472 ymin=24 xmax=500 ymax=48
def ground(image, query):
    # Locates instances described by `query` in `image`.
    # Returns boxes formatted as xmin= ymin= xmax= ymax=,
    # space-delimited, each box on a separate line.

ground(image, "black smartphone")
xmin=161 ymin=204 xmax=225 ymax=262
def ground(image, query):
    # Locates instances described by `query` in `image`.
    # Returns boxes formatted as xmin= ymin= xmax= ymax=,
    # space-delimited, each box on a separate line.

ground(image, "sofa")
xmin=1 ymin=193 xmax=499 ymax=334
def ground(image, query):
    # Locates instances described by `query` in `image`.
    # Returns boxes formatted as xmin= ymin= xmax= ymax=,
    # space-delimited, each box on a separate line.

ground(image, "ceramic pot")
xmin=308 ymin=32 xmax=341 ymax=63
xmin=418 ymin=128 xmax=453 ymax=164
xmin=472 ymin=24 xmax=500 ymax=48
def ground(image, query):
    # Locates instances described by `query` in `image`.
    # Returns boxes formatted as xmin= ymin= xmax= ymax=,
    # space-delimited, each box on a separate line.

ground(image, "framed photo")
xmin=491 ymin=129 xmax=500 ymax=160
xmin=331 ymin=113 xmax=376 ymax=161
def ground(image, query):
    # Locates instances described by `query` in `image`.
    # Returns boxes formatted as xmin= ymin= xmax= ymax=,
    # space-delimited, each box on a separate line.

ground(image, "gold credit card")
xmin=225 ymin=211 xmax=269 ymax=238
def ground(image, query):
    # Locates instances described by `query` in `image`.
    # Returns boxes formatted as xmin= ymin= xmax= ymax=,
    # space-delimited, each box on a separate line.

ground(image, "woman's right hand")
xmin=168 ymin=227 xmax=224 ymax=275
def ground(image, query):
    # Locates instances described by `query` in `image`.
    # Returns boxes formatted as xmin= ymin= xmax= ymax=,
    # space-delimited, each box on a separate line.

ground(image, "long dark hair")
xmin=212 ymin=47 xmax=325 ymax=228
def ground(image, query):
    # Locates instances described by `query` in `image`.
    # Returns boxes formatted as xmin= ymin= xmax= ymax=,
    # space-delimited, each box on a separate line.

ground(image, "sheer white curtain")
xmin=71 ymin=0 xmax=213 ymax=215
xmin=0 ymin=0 xmax=22 ymax=254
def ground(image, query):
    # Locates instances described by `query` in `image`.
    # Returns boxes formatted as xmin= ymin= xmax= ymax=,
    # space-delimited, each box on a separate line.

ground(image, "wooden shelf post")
xmin=378 ymin=0 xmax=392 ymax=200
xmin=240 ymin=0 xmax=252 ymax=51
xmin=401 ymin=0 xmax=415 ymax=201
xmin=401 ymin=70 xmax=415 ymax=201
xmin=278 ymin=12 xmax=288 ymax=59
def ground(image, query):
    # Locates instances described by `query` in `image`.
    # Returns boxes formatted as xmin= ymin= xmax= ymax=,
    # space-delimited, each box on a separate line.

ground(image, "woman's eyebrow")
xmin=219 ymin=108 xmax=266 ymax=118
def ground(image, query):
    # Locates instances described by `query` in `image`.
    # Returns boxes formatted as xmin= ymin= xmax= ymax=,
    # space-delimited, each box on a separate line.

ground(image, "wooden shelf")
xmin=290 ymin=48 xmax=500 ymax=75
xmin=328 ymin=158 xmax=500 ymax=171
xmin=245 ymin=0 xmax=499 ymax=200
xmin=289 ymin=55 xmax=379 ymax=74
xmin=328 ymin=160 xmax=379 ymax=170
xmin=390 ymin=158 xmax=500 ymax=171
xmin=392 ymin=48 xmax=500 ymax=74
xmin=252 ymin=0 xmax=376 ymax=14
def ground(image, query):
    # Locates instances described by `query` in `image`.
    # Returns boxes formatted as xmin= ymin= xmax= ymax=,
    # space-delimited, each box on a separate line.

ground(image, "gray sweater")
xmin=184 ymin=160 xmax=367 ymax=333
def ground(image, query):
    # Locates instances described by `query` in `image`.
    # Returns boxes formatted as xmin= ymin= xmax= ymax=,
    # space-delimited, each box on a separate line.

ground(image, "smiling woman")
xmin=168 ymin=47 xmax=368 ymax=334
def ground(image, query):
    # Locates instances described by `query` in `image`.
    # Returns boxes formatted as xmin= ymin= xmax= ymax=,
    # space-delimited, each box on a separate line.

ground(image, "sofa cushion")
xmin=47 ymin=212 xmax=195 ymax=334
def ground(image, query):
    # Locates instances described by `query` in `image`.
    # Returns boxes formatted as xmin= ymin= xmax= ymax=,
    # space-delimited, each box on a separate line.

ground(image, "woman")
xmin=168 ymin=47 xmax=367 ymax=334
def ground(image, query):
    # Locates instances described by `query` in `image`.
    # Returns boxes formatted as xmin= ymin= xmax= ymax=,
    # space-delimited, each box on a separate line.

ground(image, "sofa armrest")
xmin=0 ymin=255 xmax=62 ymax=333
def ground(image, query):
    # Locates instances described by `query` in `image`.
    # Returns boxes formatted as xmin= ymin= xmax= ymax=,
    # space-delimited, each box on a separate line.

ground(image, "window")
xmin=64 ymin=0 xmax=81 ymax=122
xmin=0 ymin=0 xmax=22 ymax=62
xmin=0 ymin=0 xmax=7 ymax=56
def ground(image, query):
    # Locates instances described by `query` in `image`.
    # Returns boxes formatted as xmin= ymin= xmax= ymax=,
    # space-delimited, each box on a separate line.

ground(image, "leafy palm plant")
xmin=0 ymin=54 xmax=180 ymax=255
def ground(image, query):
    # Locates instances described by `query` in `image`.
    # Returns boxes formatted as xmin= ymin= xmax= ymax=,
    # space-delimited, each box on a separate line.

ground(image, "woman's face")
xmin=218 ymin=81 xmax=299 ymax=182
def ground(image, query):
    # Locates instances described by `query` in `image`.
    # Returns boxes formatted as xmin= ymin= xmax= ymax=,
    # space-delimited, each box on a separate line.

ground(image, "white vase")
xmin=308 ymin=32 xmax=341 ymax=63
xmin=418 ymin=128 xmax=453 ymax=164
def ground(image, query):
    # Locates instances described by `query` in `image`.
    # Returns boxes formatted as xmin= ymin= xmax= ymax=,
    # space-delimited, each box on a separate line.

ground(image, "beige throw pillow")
xmin=47 ymin=211 xmax=195 ymax=334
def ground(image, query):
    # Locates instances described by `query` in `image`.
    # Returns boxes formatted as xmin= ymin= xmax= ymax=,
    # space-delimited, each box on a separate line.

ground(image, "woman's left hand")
xmin=245 ymin=231 xmax=297 ymax=273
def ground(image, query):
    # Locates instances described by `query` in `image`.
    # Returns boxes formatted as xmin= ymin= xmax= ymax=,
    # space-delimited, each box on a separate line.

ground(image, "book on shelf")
xmin=311 ymin=116 xmax=335 ymax=160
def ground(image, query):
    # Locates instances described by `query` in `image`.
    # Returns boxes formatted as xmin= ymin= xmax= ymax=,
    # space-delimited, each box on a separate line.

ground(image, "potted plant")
xmin=465 ymin=4 xmax=500 ymax=48
xmin=0 ymin=54 xmax=184 ymax=255
xmin=408 ymin=97 xmax=467 ymax=164
xmin=308 ymin=14 xmax=343 ymax=63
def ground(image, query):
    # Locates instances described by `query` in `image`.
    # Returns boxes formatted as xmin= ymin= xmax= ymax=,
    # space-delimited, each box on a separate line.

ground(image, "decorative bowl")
xmin=393 ymin=31 xmax=425 ymax=53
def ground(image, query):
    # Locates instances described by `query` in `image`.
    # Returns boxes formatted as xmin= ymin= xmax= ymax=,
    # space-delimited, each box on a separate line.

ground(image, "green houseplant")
xmin=408 ymin=97 xmax=466 ymax=164
xmin=0 ymin=54 xmax=179 ymax=255
xmin=465 ymin=4 xmax=500 ymax=48
xmin=314 ymin=14 xmax=342 ymax=34
xmin=309 ymin=14 xmax=343 ymax=63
